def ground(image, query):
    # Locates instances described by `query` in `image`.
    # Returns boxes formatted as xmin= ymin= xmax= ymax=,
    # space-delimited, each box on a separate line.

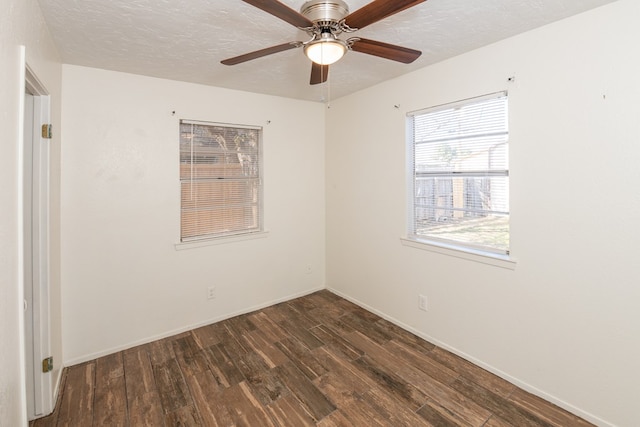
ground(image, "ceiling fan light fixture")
xmin=304 ymin=33 xmax=347 ymax=65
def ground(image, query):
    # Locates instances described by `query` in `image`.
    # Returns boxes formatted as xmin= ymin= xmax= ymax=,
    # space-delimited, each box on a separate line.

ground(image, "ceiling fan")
xmin=221 ymin=0 xmax=426 ymax=85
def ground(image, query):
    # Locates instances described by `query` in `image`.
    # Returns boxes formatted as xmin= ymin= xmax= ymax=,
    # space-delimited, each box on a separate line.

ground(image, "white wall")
xmin=326 ymin=1 xmax=639 ymax=426
xmin=0 ymin=0 xmax=62 ymax=425
xmin=60 ymin=65 xmax=326 ymax=363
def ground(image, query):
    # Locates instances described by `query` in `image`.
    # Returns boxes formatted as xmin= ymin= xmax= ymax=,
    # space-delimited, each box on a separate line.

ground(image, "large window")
xmin=180 ymin=120 xmax=262 ymax=241
xmin=408 ymin=92 xmax=509 ymax=254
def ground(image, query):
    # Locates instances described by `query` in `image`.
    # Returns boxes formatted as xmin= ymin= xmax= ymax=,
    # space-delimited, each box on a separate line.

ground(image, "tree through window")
xmin=180 ymin=120 xmax=262 ymax=241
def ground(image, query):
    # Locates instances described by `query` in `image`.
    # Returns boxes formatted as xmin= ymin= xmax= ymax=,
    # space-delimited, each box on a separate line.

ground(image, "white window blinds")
xmin=408 ymin=92 xmax=509 ymax=254
xmin=180 ymin=120 xmax=262 ymax=241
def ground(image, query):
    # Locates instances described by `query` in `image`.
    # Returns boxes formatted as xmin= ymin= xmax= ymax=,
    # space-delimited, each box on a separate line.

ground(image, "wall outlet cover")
xmin=419 ymin=295 xmax=428 ymax=311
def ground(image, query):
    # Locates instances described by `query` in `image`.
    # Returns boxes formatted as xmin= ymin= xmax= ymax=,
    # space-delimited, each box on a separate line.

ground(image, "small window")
xmin=408 ymin=92 xmax=509 ymax=255
xmin=180 ymin=120 xmax=262 ymax=241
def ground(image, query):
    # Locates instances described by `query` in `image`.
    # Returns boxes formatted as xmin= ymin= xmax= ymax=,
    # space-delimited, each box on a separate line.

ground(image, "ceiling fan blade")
xmin=350 ymin=38 xmax=421 ymax=64
xmin=242 ymin=0 xmax=314 ymax=28
xmin=221 ymin=42 xmax=300 ymax=65
xmin=344 ymin=0 xmax=426 ymax=30
xmin=310 ymin=63 xmax=329 ymax=85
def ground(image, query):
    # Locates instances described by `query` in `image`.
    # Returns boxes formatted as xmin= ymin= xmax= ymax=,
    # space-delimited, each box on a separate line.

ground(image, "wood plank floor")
xmin=32 ymin=290 xmax=593 ymax=427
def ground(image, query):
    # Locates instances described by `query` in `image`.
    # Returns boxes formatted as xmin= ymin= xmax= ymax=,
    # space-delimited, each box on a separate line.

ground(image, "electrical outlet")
xmin=207 ymin=286 xmax=216 ymax=300
xmin=419 ymin=294 xmax=428 ymax=311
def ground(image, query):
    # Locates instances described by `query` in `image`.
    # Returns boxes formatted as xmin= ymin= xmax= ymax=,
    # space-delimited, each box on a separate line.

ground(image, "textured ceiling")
xmin=37 ymin=0 xmax=617 ymax=102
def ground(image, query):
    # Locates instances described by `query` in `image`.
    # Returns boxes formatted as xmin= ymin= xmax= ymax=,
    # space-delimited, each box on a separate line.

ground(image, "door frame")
xmin=23 ymin=62 xmax=53 ymax=420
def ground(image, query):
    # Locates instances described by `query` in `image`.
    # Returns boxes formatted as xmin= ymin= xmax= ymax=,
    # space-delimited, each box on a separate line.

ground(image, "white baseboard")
xmin=326 ymin=287 xmax=614 ymax=427
xmin=52 ymin=366 xmax=63 ymax=407
xmin=61 ymin=284 xmax=614 ymax=427
xmin=63 ymin=286 xmax=324 ymax=367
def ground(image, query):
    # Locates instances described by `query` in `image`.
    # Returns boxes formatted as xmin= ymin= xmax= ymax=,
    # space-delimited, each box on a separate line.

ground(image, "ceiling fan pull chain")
xmin=326 ymin=70 xmax=332 ymax=108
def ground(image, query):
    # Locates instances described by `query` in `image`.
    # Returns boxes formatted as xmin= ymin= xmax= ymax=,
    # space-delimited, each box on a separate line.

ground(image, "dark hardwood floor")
xmin=31 ymin=290 xmax=593 ymax=426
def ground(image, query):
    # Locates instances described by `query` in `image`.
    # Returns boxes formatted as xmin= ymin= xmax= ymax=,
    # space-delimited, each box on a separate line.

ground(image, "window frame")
xmin=406 ymin=92 xmax=510 ymax=259
xmin=178 ymin=119 xmax=264 ymax=244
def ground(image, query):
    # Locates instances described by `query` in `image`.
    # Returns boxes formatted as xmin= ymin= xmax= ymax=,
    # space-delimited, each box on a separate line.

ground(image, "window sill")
xmin=400 ymin=237 xmax=516 ymax=270
xmin=175 ymin=231 xmax=269 ymax=251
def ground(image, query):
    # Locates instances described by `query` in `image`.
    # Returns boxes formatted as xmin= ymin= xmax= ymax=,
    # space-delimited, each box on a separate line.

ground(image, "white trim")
xmin=406 ymin=92 xmax=510 ymax=258
xmin=327 ymin=287 xmax=614 ymax=427
xmin=175 ymin=230 xmax=269 ymax=250
xmin=60 ymin=278 xmax=613 ymax=426
xmin=52 ymin=367 xmax=63 ymax=406
xmin=180 ymin=118 xmax=262 ymax=131
xmin=25 ymin=64 xmax=49 ymax=96
xmin=406 ymin=117 xmax=416 ymax=242
xmin=407 ymin=90 xmax=507 ymax=117
xmin=23 ymin=63 xmax=54 ymax=420
xmin=400 ymin=237 xmax=516 ymax=270
xmin=17 ymin=45 xmax=29 ymax=427
xmin=63 ymin=285 xmax=323 ymax=366
xmin=179 ymin=120 xmax=264 ymax=242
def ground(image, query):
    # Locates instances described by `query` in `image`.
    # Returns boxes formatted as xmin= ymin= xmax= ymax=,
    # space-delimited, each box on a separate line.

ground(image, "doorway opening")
xmin=23 ymin=64 xmax=53 ymax=420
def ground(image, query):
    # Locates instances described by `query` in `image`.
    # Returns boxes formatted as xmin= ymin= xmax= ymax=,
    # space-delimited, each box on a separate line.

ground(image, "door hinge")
xmin=41 ymin=124 xmax=52 ymax=139
xmin=42 ymin=357 xmax=53 ymax=373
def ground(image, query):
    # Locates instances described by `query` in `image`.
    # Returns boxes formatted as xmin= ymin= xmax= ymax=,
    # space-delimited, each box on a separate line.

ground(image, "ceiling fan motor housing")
xmin=300 ymin=0 xmax=350 ymax=26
